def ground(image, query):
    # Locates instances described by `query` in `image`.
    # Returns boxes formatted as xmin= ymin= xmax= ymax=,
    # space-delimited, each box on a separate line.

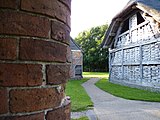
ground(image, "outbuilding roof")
xmin=70 ymin=37 xmax=82 ymax=51
xmin=101 ymin=0 xmax=160 ymax=48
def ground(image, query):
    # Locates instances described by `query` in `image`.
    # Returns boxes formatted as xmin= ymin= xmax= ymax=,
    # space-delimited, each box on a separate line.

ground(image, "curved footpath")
xmin=82 ymin=78 xmax=160 ymax=120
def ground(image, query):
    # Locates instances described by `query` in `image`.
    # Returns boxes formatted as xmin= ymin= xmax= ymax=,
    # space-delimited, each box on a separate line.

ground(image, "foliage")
xmin=75 ymin=24 xmax=109 ymax=72
xmin=83 ymin=72 xmax=109 ymax=78
xmin=95 ymin=78 xmax=160 ymax=102
xmin=65 ymin=78 xmax=93 ymax=112
xmin=71 ymin=116 xmax=89 ymax=120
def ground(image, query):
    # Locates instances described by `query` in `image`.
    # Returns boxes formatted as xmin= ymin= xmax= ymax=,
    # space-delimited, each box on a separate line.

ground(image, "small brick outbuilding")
xmin=70 ymin=38 xmax=83 ymax=79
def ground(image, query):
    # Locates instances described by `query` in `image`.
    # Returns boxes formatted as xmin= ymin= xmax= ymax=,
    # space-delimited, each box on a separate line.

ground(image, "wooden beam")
xmin=139 ymin=45 xmax=143 ymax=84
xmin=109 ymin=33 xmax=116 ymax=36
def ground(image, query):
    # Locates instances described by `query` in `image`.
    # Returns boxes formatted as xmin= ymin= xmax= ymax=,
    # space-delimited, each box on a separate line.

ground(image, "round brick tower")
xmin=0 ymin=0 xmax=71 ymax=119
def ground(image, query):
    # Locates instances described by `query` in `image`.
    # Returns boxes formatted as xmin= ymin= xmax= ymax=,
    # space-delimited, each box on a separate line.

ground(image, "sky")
xmin=71 ymin=0 xmax=129 ymax=38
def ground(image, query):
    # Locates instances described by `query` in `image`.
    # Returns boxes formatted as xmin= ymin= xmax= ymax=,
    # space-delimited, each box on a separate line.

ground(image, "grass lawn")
xmin=65 ymin=78 xmax=93 ymax=112
xmin=95 ymin=78 xmax=160 ymax=102
xmin=71 ymin=116 xmax=89 ymax=120
xmin=83 ymin=72 xmax=109 ymax=78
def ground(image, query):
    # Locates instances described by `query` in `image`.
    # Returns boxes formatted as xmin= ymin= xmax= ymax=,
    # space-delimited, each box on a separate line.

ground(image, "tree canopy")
xmin=75 ymin=24 xmax=109 ymax=72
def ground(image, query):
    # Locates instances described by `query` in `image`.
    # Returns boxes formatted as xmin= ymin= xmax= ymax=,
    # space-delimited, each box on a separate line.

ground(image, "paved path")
xmin=71 ymin=110 xmax=97 ymax=120
xmin=82 ymin=78 xmax=160 ymax=120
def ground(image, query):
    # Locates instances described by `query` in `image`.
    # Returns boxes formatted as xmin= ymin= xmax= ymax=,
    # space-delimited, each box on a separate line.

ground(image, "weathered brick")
xmin=0 ymin=89 xmax=8 ymax=114
xmin=0 ymin=0 xmax=71 ymax=118
xmin=0 ymin=113 xmax=44 ymax=120
xmin=46 ymin=103 xmax=71 ymax=120
xmin=0 ymin=63 xmax=43 ymax=87
xmin=51 ymin=21 xmax=70 ymax=44
xmin=0 ymin=11 xmax=50 ymax=38
xmin=46 ymin=65 xmax=70 ymax=85
xmin=0 ymin=38 xmax=17 ymax=60
xmin=0 ymin=0 xmax=17 ymax=9
xmin=10 ymin=88 xmax=63 ymax=113
xmin=20 ymin=38 xmax=67 ymax=62
xmin=67 ymin=46 xmax=72 ymax=63
xmin=59 ymin=0 xmax=71 ymax=10
xmin=21 ymin=0 xmax=71 ymax=26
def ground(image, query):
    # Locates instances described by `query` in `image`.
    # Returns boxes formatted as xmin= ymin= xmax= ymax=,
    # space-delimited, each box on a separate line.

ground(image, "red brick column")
xmin=0 ymin=0 xmax=71 ymax=119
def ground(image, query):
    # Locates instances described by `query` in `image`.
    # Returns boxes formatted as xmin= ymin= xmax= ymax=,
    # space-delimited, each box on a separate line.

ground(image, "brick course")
xmin=19 ymin=38 xmax=67 ymax=62
xmin=59 ymin=0 xmax=71 ymax=9
xmin=0 ymin=63 xmax=43 ymax=87
xmin=67 ymin=46 xmax=72 ymax=63
xmin=21 ymin=0 xmax=70 ymax=26
xmin=51 ymin=21 xmax=70 ymax=44
xmin=0 ymin=113 xmax=44 ymax=120
xmin=0 ymin=38 xmax=17 ymax=60
xmin=46 ymin=103 xmax=71 ymax=120
xmin=0 ymin=0 xmax=18 ymax=9
xmin=0 ymin=89 xmax=8 ymax=114
xmin=0 ymin=11 xmax=50 ymax=38
xmin=10 ymin=88 xmax=63 ymax=113
xmin=46 ymin=65 xmax=70 ymax=85
xmin=0 ymin=0 xmax=71 ymax=118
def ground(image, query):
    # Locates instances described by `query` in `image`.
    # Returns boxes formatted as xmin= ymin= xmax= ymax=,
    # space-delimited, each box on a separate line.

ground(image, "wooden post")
xmin=109 ymin=48 xmax=112 ymax=81
xmin=122 ymin=49 xmax=124 ymax=80
xmin=140 ymin=45 xmax=143 ymax=84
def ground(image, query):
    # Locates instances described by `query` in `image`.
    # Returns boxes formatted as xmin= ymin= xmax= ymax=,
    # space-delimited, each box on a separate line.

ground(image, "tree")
xmin=75 ymin=24 xmax=109 ymax=72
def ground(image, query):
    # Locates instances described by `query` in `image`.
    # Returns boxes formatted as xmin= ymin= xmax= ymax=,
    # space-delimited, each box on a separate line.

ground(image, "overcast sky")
xmin=70 ymin=0 xmax=129 ymax=38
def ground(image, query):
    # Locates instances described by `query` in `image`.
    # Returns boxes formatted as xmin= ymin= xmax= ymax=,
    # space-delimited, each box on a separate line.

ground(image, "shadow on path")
xmin=82 ymin=78 xmax=160 ymax=120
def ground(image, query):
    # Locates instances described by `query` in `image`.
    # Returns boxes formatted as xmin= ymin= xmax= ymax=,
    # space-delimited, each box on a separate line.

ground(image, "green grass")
xmin=83 ymin=72 xmax=109 ymax=78
xmin=71 ymin=116 xmax=89 ymax=120
xmin=65 ymin=78 xmax=93 ymax=112
xmin=95 ymin=78 xmax=160 ymax=102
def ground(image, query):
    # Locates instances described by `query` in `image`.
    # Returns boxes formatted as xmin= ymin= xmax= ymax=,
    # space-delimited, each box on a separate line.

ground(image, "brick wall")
xmin=0 ymin=0 xmax=71 ymax=119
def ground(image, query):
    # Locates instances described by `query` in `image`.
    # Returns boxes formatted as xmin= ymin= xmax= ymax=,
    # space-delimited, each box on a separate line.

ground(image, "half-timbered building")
xmin=102 ymin=0 xmax=160 ymax=91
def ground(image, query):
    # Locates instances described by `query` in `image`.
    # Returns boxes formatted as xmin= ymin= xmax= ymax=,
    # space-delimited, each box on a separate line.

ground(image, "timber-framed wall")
xmin=102 ymin=0 xmax=160 ymax=92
